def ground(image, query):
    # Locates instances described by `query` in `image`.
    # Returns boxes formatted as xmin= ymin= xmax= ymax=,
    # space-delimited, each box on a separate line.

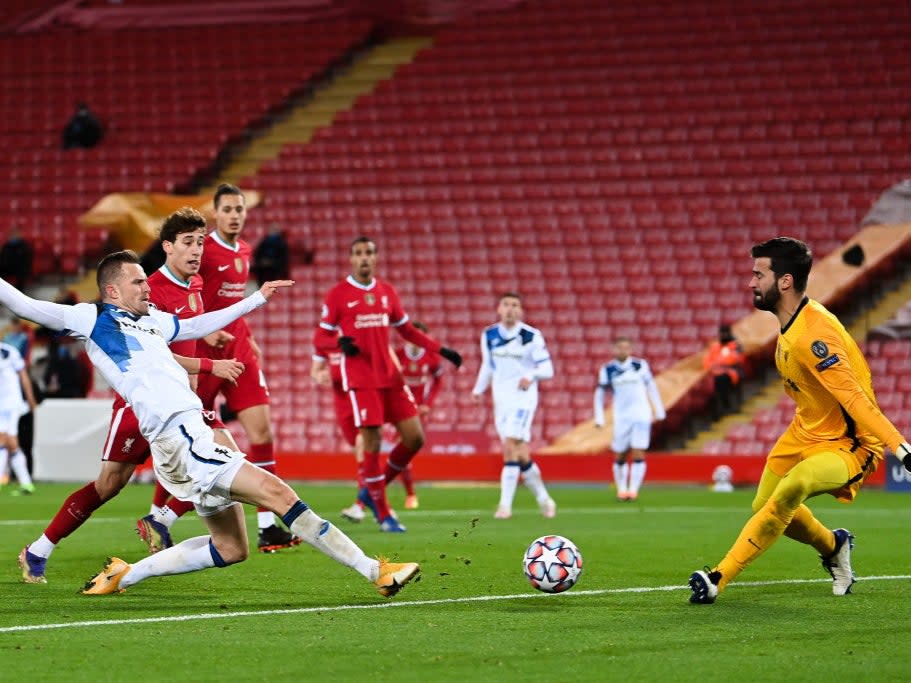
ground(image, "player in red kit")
xmin=312 ymin=236 xmax=462 ymax=532
xmin=195 ymin=183 xmax=299 ymax=552
xmin=19 ymin=209 xmax=243 ymax=583
xmin=393 ymin=321 xmax=446 ymax=510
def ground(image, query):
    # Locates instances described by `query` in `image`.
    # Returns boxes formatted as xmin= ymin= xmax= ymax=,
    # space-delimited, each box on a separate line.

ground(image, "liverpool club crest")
xmin=365 ymin=293 xmax=375 ymax=305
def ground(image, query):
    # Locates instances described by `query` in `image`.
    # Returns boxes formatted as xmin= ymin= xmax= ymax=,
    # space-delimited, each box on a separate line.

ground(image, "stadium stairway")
xmin=682 ymin=267 xmax=911 ymax=455
xmin=200 ymin=37 xmax=434 ymax=195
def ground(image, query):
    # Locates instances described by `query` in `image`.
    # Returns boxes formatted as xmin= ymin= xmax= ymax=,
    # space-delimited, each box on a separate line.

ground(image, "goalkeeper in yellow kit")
xmin=689 ymin=237 xmax=911 ymax=604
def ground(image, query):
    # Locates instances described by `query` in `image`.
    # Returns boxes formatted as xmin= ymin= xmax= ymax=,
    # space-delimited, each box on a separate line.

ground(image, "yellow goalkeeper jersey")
xmin=768 ymin=297 xmax=902 ymax=493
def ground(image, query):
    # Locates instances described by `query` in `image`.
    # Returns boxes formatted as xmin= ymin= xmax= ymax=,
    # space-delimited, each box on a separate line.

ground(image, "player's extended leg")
xmin=85 ymin=502 xmax=250 ymax=594
xmin=385 ymin=416 xmax=424 ymax=508
xmin=20 ymin=460 xmax=136 ymax=583
xmin=84 ymin=460 xmax=419 ymax=597
xmin=516 ymin=442 xmax=556 ymax=518
xmin=237 ymin=403 xmax=299 ymax=551
xmin=691 ymin=452 xmax=850 ymax=602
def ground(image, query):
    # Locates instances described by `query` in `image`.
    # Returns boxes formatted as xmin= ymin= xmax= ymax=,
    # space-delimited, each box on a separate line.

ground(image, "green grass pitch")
xmin=2 ymin=481 xmax=910 ymax=682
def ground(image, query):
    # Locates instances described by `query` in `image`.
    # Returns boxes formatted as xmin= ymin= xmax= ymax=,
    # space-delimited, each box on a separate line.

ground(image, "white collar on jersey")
xmin=346 ymin=275 xmax=377 ymax=291
xmin=158 ymin=264 xmax=193 ymax=288
xmin=210 ymin=231 xmax=240 ymax=252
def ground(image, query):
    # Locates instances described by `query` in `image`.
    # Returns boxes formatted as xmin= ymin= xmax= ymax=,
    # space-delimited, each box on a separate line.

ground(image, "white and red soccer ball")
xmin=523 ymin=535 xmax=583 ymax=593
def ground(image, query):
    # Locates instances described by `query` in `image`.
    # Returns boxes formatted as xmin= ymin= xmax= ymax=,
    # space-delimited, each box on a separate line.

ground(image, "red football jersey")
xmin=197 ymin=231 xmax=252 ymax=338
xmin=316 ymin=276 xmax=414 ymax=390
xmin=112 ymin=266 xmax=204 ymax=411
xmin=395 ymin=346 xmax=443 ymax=407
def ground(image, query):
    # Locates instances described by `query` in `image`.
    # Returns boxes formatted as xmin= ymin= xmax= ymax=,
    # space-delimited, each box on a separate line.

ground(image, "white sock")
xmin=613 ymin=462 xmax=630 ymax=495
xmin=257 ymin=510 xmax=276 ymax=530
xmin=0 ymin=447 xmax=8 ymax=482
xmin=149 ymin=503 xmax=162 ymax=516
xmin=120 ymin=535 xmax=215 ymax=589
xmin=498 ymin=464 xmax=521 ymax=510
xmin=153 ymin=505 xmax=179 ymax=528
xmin=521 ymin=462 xmax=551 ymax=504
xmin=289 ymin=508 xmax=378 ymax=580
xmin=629 ymin=460 xmax=647 ymax=494
xmin=29 ymin=534 xmax=56 ymax=559
xmin=10 ymin=450 xmax=32 ymax=487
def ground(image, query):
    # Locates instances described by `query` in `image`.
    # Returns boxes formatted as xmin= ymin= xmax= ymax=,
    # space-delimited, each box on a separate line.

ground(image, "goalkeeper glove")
xmin=338 ymin=336 xmax=360 ymax=357
xmin=897 ymin=442 xmax=911 ymax=472
xmin=439 ymin=347 xmax=463 ymax=368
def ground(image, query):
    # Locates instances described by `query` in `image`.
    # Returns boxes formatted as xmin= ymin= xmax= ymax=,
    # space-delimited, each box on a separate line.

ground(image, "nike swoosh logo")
xmin=218 ymin=264 xmax=230 ymax=271
xmin=175 ymin=306 xmax=186 ymax=313
xmin=347 ymin=301 xmax=359 ymax=308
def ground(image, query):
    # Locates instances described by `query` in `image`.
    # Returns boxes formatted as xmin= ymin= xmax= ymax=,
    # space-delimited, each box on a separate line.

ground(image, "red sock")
xmin=363 ymin=450 xmax=391 ymax=520
xmin=167 ymin=498 xmax=195 ymax=517
xmin=249 ymin=442 xmax=276 ymax=514
xmin=384 ymin=442 xmax=418 ymax=485
xmin=152 ymin=480 xmax=170 ymax=508
xmin=400 ymin=464 xmax=415 ymax=496
xmin=44 ymin=482 xmax=104 ymax=544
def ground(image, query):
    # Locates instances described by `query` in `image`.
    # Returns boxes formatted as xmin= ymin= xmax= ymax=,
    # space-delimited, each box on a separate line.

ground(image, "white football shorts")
xmin=151 ymin=411 xmax=246 ymax=514
xmin=493 ymin=395 xmax=538 ymax=443
xmin=612 ymin=418 xmax=652 ymax=453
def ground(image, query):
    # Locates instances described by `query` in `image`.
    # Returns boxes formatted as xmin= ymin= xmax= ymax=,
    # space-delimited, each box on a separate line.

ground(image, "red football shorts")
xmin=347 ymin=385 xmax=418 ymax=428
xmin=196 ymin=332 xmax=269 ymax=413
xmin=332 ymin=385 xmax=358 ymax=446
xmin=101 ymin=404 xmax=151 ymax=465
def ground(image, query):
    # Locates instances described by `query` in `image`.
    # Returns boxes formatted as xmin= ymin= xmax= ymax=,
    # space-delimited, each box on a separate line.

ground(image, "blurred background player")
xmin=393 ymin=320 xmax=446 ymax=509
xmin=689 ymin=237 xmax=911 ymax=605
xmin=312 ymin=236 xmax=462 ymax=532
xmin=594 ymin=337 xmax=665 ymax=502
xmin=18 ymin=209 xmax=243 ymax=583
xmin=0 ymin=340 xmax=37 ymax=495
xmin=196 ymin=183 xmax=299 ymax=552
xmin=471 ymin=292 xmax=556 ymax=519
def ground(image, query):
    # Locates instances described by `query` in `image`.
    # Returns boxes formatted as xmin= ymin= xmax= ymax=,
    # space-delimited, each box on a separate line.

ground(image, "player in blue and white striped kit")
xmin=472 ymin=292 xmax=556 ymax=519
xmin=594 ymin=338 xmax=665 ymax=501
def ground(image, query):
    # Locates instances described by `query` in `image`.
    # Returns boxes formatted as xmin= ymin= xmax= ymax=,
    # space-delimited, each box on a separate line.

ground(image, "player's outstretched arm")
xmin=174 ymin=283 xmax=291 ymax=342
xmin=0 ymin=277 xmax=70 ymax=331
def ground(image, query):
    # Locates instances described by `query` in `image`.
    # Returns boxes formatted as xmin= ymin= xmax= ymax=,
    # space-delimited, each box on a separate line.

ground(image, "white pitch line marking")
xmin=2 ymin=574 xmax=910 ymax=634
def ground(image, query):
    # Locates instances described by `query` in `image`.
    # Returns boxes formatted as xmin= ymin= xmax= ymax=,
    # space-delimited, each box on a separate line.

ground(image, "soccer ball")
xmin=523 ymin=535 xmax=583 ymax=593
